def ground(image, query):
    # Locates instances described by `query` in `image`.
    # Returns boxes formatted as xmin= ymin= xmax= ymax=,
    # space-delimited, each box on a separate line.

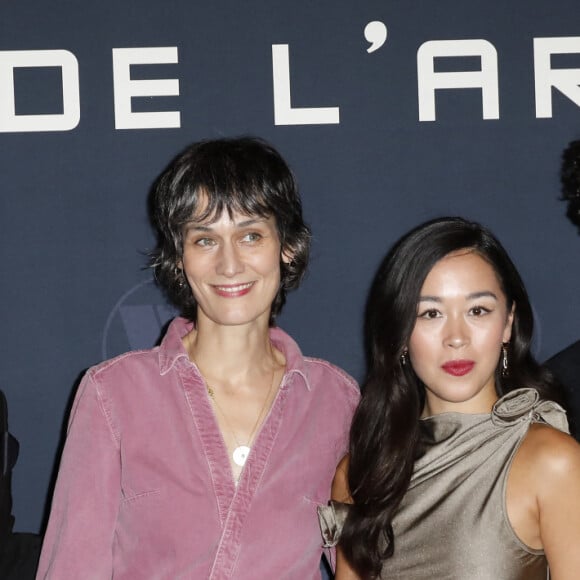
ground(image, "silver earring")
xmin=400 ymin=350 xmax=408 ymax=366
xmin=177 ymin=269 xmax=186 ymax=289
xmin=501 ymin=342 xmax=509 ymax=377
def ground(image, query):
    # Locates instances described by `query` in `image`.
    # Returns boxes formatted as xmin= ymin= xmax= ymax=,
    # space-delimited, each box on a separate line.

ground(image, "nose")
xmin=216 ymin=241 xmax=244 ymax=277
xmin=444 ymin=315 xmax=469 ymax=349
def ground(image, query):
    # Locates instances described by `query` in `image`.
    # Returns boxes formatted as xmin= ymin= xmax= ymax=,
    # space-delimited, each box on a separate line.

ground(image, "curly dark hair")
xmin=561 ymin=140 xmax=580 ymax=228
xmin=149 ymin=137 xmax=311 ymax=323
xmin=341 ymin=217 xmax=564 ymax=578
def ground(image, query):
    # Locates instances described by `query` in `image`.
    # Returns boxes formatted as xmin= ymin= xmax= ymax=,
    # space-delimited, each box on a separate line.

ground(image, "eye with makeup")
xmin=468 ymin=305 xmax=492 ymax=317
xmin=417 ymin=308 xmax=442 ymax=320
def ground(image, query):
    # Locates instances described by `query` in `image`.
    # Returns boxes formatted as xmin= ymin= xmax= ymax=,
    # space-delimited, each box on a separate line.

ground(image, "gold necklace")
xmin=205 ymin=367 xmax=277 ymax=468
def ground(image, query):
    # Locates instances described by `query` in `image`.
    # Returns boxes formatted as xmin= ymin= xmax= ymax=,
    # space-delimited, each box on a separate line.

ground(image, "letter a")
xmin=417 ymin=39 xmax=499 ymax=122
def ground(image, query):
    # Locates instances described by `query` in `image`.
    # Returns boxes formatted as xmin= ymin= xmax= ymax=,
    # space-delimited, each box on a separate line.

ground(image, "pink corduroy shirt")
xmin=37 ymin=317 xmax=359 ymax=579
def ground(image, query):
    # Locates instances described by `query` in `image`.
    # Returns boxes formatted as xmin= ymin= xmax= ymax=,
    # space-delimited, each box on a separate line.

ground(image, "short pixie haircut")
xmin=149 ymin=137 xmax=311 ymax=323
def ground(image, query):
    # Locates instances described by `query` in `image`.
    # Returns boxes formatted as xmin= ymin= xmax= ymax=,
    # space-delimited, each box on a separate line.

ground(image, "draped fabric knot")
xmin=491 ymin=388 xmax=569 ymax=432
xmin=317 ymin=500 xmax=350 ymax=548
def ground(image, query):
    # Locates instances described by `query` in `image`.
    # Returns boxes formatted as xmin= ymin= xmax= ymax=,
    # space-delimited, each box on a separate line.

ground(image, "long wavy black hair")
xmin=340 ymin=217 xmax=564 ymax=578
xmin=149 ymin=136 xmax=311 ymax=323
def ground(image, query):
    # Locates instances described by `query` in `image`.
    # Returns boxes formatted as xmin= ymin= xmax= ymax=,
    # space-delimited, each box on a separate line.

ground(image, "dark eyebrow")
xmin=183 ymin=223 xmax=212 ymax=233
xmin=418 ymin=295 xmax=441 ymax=303
xmin=183 ymin=217 xmax=267 ymax=233
xmin=467 ymin=291 xmax=498 ymax=301
xmin=236 ymin=218 xmax=265 ymax=228
xmin=418 ymin=291 xmax=498 ymax=302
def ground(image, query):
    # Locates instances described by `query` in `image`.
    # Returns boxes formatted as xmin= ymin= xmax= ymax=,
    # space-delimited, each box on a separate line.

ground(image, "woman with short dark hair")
xmin=38 ymin=137 xmax=359 ymax=579
xmin=321 ymin=217 xmax=580 ymax=579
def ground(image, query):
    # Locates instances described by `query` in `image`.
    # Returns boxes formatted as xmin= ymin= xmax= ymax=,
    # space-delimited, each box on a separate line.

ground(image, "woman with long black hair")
xmin=320 ymin=217 xmax=580 ymax=579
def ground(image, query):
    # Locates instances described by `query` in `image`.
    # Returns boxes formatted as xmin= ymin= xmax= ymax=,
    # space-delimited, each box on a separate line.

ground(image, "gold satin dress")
xmin=319 ymin=388 xmax=568 ymax=580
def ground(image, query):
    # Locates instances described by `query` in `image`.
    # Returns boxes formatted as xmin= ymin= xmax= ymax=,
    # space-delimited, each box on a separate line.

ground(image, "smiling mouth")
xmin=441 ymin=360 xmax=475 ymax=376
xmin=212 ymin=282 xmax=254 ymax=297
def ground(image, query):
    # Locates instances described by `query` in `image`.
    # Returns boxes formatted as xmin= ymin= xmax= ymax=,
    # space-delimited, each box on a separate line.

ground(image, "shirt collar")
xmin=158 ymin=317 xmax=311 ymax=391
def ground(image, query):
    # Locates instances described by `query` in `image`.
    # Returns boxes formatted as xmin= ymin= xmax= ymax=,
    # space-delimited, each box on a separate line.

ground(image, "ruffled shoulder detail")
xmin=317 ymin=500 xmax=351 ymax=547
xmin=491 ymin=388 xmax=569 ymax=433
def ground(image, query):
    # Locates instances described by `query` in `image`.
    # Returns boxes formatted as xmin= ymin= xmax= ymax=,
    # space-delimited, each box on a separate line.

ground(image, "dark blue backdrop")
xmin=1 ymin=1 xmax=579 ymax=535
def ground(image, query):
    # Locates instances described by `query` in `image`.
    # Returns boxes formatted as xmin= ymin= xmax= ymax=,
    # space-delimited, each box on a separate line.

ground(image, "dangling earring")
xmin=177 ymin=268 xmax=186 ymax=289
xmin=501 ymin=342 xmax=509 ymax=377
xmin=400 ymin=349 xmax=409 ymax=367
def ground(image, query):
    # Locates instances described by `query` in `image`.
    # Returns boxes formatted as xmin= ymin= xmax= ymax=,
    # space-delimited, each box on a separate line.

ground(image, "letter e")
xmin=112 ymin=47 xmax=180 ymax=130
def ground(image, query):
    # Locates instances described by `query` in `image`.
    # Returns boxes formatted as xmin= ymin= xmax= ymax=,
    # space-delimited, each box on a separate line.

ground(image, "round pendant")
xmin=233 ymin=445 xmax=250 ymax=467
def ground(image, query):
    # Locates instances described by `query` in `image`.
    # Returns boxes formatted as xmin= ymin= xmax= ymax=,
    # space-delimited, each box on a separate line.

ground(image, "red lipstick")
xmin=441 ymin=360 xmax=475 ymax=376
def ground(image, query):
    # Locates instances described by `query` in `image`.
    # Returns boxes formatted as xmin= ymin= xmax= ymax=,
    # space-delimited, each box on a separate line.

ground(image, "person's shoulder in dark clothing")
xmin=546 ymin=340 xmax=580 ymax=440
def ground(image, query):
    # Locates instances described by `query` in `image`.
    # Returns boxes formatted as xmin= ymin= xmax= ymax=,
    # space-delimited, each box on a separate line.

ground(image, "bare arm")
xmin=331 ymin=456 xmax=361 ymax=580
xmin=535 ymin=428 xmax=580 ymax=579
xmin=509 ymin=424 xmax=580 ymax=580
